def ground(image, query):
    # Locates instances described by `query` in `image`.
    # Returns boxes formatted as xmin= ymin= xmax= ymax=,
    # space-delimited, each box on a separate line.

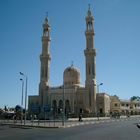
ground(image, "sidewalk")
xmin=1 ymin=115 xmax=140 ymax=128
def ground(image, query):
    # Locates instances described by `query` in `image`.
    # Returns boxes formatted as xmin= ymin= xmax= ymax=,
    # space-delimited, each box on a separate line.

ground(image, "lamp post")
xmin=20 ymin=72 xmax=28 ymax=125
xmin=62 ymin=84 xmax=65 ymax=126
xmin=97 ymin=83 xmax=103 ymax=94
xmin=20 ymin=79 xmax=24 ymax=106
xmin=95 ymin=82 xmax=103 ymax=117
xmin=20 ymin=78 xmax=24 ymax=124
xmin=74 ymin=86 xmax=78 ymax=115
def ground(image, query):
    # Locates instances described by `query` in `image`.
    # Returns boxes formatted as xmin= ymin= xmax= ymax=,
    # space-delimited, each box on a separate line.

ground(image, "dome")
xmin=63 ymin=65 xmax=80 ymax=87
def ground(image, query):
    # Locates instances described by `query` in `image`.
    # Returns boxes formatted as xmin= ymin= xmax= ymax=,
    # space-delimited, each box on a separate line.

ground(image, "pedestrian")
xmin=79 ymin=113 xmax=82 ymax=122
xmin=97 ymin=112 xmax=100 ymax=121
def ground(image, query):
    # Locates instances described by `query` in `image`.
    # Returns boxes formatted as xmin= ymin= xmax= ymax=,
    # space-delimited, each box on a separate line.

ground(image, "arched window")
xmin=45 ymin=67 xmax=48 ymax=77
xmin=88 ymin=64 xmax=91 ymax=75
xmin=52 ymin=100 xmax=57 ymax=111
xmin=58 ymin=100 xmax=63 ymax=109
xmin=87 ymin=21 xmax=93 ymax=31
xmin=65 ymin=100 xmax=71 ymax=113
xmin=92 ymin=63 xmax=94 ymax=75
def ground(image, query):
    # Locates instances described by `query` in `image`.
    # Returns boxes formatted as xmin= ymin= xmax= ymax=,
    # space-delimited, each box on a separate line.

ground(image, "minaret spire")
xmin=71 ymin=60 xmax=74 ymax=67
xmin=41 ymin=15 xmax=51 ymax=85
xmin=39 ymin=15 xmax=51 ymax=105
xmin=88 ymin=3 xmax=91 ymax=10
xmin=46 ymin=12 xmax=48 ymax=18
xmin=84 ymin=5 xmax=97 ymax=115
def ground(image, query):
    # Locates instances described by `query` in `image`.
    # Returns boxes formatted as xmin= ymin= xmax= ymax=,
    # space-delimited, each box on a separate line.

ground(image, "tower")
xmin=84 ymin=6 xmax=97 ymax=114
xmin=39 ymin=16 xmax=51 ymax=106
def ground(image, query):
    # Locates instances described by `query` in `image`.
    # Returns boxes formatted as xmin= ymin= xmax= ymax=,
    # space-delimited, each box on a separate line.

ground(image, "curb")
xmin=1 ymin=116 xmax=140 ymax=129
xmin=1 ymin=123 xmax=59 ymax=129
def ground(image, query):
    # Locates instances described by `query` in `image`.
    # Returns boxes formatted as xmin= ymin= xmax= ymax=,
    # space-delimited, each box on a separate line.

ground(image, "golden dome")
xmin=63 ymin=65 xmax=80 ymax=87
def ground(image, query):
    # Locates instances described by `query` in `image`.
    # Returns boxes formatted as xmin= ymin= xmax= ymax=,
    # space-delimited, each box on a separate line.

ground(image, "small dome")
xmin=63 ymin=65 xmax=80 ymax=87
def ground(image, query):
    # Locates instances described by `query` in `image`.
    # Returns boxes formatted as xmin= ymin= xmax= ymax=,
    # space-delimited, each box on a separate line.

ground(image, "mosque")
xmin=28 ymin=6 xmax=100 ymax=117
xmin=28 ymin=7 xmax=140 ymax=118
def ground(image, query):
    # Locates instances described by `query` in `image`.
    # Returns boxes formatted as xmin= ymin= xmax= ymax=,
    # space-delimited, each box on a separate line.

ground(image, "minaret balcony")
xmin=40 ymin=54 xmax=51 ymax=60
xmin=84 ymin=49 xmax=96 ymax=56
xmin=85 ymin=30 xmax=94 ymax=35
xmin=42 ymin=36 xmax=51 ymax=41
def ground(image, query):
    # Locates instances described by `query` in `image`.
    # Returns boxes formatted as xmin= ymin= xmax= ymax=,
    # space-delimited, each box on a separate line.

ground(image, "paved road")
xmin=0 ymin=118 xmax=140 ymax=140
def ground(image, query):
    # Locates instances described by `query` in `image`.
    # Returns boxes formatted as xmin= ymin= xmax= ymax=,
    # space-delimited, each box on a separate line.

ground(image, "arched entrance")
xmin=52 ymin=100 xmax=57 ymax=116
xmin=65 ymin=100 xmax=71 ymax=115
xmin=58 ymin=100 xmax=63 ymax=113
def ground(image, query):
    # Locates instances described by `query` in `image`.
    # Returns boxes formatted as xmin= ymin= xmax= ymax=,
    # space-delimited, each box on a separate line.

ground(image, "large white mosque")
xmin=28 ymin=6 xmax=140 ymax=118
xmin=28 ymin=6 xmax=98 ymax=117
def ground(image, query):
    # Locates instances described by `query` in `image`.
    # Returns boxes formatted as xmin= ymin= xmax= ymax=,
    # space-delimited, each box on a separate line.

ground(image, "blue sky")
xmin=0 ymin=0 xmax=140 ymax=108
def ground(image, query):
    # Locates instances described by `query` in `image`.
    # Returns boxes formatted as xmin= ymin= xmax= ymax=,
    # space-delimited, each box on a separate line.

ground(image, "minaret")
xmin=39 ymin=16 xmax=51 ymax=106
xmin=84 ymin=5 xmax=97 ymax=114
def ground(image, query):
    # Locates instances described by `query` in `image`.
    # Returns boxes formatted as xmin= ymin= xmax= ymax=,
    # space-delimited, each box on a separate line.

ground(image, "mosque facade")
xmin=28 ymin=7 xmax=100 ymax=118
xmin=28 ymin=7 xmax=140 ymax=118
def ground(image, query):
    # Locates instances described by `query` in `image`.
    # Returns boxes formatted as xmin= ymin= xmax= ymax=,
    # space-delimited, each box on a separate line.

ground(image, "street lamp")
xmin=62 ymin=84 xmax=65 ymax=126
xmin=94 ymin=82 xmax=103 ymax=117
xmin=20 ymin=78 xmax=24 ymax=124
xmin=97 ymin=83 xmax=103 ymax=93
xmin=20 ymin=72 xmax=28 ymax=125
xmin=20 ymin=79 xmax=24 ymax=106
